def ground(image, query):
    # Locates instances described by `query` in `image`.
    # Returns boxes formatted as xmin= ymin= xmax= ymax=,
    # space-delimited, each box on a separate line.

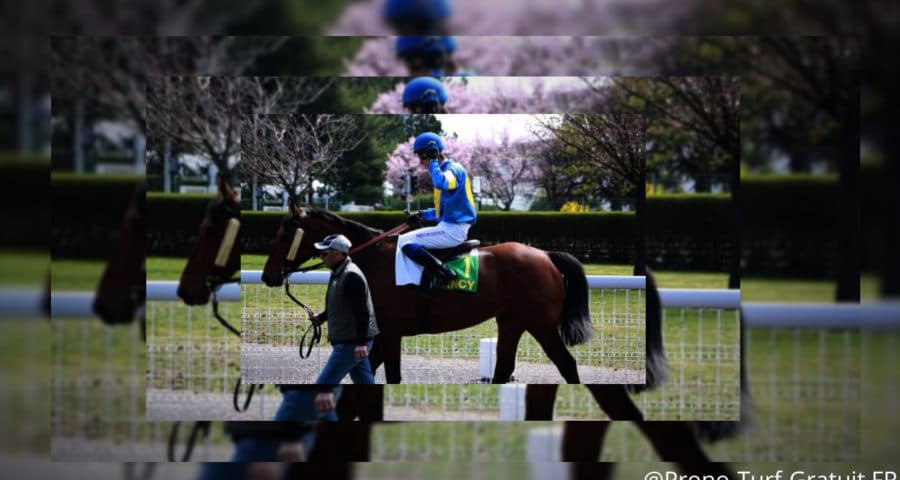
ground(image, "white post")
xmin=207 ymin=162 xmax=219 ymax=192
xmin=133 ymin=132 xmax=145 ymax=173
xmin=479 ymin=337 xmax=497 ymax=381
xmin=162 ymin=140 xmax=172 ymax=192
xmin=73 ymin=99 xmax=84 ymax=172
xmin=527 ymin=427 xmax=566 ymax=480
xmin=252 ymin=174 xmax=258 ymax=211
xmin=499 ymin=384 xmax=526 ymax=420
xmin=479 ymin=337 xmax=515 ymax=382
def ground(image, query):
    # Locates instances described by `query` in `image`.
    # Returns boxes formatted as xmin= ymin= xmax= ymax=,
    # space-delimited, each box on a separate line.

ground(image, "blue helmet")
xmin=402 ymin=77 xmax=448 ymax=110
xmin=413 ymin=132 xmax=444 ymax=153
xmin=395 ymin=35 xmax=448 ymax=56
xmin=441 ymin=35 xmax=456 ymax=54
xmin=382 ymin=0 xmax=452 ymax=25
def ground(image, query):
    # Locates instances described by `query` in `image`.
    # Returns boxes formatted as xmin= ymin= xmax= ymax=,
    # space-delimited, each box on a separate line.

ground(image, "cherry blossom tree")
xmin=327 ymin=0 xmax=695 ymax=36
xmin=385 ymin=123 xmax=544 ymax=210
xmin=366 ymin=77 xmax=598 ymax=114
xmin=467 ymin=131 xmax=539 ymax=210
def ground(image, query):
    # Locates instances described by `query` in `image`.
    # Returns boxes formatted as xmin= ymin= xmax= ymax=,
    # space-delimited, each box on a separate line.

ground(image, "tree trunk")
xmin=788 ymin=143 xmax=813 ymax=173
xmin=693 ymin=171 xmax=712 ymax=193
xmin=728 ymin=140 xmax=741 ymax=290
xmin=883 ymin=101 xmax=900 ymax=296
xmin=633 ymin=154 xmax=647 ymax=276
xmin=835 ymin=87 xmax=860 ymax=302
xmin=17 ymin=71 xmax=34 ymax=152
xmin=609 ymin=197 xmax=623 ymax=211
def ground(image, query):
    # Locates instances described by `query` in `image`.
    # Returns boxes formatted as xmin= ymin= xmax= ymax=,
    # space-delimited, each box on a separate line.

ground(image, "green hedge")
xmin=49 ymin=173 xmax=881 ymax=277
xmin=145 ymin=193 xmax=216 ymax=258
xmin=2 ymin=156 xmax=50 ymax=249
xmin=646 ymin=194 xmax=732 ymax=271
xmin=51 ymin=173 xmax=144 ymax=258
xmin=742 ymin=175 xmax=840 ymax=277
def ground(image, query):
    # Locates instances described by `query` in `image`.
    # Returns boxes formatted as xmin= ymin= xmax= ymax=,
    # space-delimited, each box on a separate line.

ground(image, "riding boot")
xmin=401 ymin=243 xmax=457 ymax=286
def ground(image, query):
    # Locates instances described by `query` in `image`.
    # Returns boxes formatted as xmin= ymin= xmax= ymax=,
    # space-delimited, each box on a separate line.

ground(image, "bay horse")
xmin=175 ymin=173 xmax=377 ymax=465
xmin=260 ymin=201 xmax=594 ymax=385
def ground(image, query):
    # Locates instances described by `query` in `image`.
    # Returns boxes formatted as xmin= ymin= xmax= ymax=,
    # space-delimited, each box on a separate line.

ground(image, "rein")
xmin=207 ymin=275 xmax=262 ymax=412
xmin=167 ymin=421 xmax=210 ymax=461
xmin=282 ymin=222 xmax=410 ymax=359
xmin=208 ymin=276 xmax=241 ymax=337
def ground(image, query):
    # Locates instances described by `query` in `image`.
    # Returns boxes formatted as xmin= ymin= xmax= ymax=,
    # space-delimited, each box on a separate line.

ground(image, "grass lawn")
xmin=0 ymin=250 xmax=48 ymax=287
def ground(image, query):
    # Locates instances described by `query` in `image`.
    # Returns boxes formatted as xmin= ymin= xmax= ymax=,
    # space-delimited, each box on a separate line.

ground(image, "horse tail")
xmin=547 ymin=251 xmax=592 ymax=346
xmin=688 ymin=309 xmax=753 ymax=443
xmin=627 ymin=267 xmax=669 ymax=393
xmin=629 ymin=268 xmax=752 ymax=442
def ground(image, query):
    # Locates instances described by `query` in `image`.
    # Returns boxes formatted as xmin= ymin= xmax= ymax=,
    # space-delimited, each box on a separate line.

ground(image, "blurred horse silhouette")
xmin=92 ymin=183 xmax=147 ymax=341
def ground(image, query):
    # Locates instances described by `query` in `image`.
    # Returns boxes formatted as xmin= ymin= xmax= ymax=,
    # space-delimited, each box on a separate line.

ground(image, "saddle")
xmin=430 ymin=240 xmax=481 ymax=262
xmin=415 ymin=240 xmax=481 ymax=333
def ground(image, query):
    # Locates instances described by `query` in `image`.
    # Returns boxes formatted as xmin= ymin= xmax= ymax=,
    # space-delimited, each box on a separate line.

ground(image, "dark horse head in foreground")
xmin=176 ymin=174 xmax=241 ymax=306
xmin=93 ymin=184 xmax=147 ymax=339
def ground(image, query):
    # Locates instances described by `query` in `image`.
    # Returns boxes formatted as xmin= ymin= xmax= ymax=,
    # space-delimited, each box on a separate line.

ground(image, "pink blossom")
xmin=366 ymin=77 xmax=600 ymax=114
xmin=385 ymin=123 xmax=546 ymax=209
xmin=327 ymin=0 xmax=686 ymax=36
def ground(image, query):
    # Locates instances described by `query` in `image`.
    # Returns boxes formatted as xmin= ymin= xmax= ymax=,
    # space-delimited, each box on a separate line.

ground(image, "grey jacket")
xmin=319 ymin=258 xmax=379 ymax=345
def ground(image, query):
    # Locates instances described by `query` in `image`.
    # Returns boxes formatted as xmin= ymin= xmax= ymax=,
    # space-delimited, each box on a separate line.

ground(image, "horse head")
xmin=93 ymin=184 xmax=147 ymax=326
xmin=261 ymin=200 xmax=386 ymax=287
xmin=177 ymin=173 xmax=241 ymax=305
xmin=261 ymin=199 xmax=338 ymax=287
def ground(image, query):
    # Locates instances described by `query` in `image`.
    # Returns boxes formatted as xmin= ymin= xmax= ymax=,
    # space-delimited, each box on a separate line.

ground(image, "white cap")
xmin=314 ymin=234 xmax=352 ymax=254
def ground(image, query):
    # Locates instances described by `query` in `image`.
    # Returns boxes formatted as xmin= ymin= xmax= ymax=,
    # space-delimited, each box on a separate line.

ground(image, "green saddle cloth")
xmin=425 ymin=251 xmax=479 ymax=293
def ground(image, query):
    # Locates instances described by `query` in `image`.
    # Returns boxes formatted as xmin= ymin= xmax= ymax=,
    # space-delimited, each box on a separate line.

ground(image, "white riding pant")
xmin=395 ymin=221 xmax=471 ymax=286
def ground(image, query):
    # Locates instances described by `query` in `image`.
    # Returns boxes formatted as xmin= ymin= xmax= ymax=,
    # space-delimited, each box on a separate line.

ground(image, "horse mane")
xmin=306 ymin=208 xmax=383 ymax=240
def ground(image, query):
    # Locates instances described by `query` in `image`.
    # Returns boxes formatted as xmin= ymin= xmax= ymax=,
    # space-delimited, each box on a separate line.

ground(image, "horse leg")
xmin=307 ymin=422 xmax=371 ymax=462
xmin=383 ymin=334 xmax=403 ymax=384
xmin=356 ymin=385 xmax=384 ymax=422
xmin=561 ymin=420 xmax=610 ymax=461
xmin=570 ymin=463 xmax=616 ymax=480
xmin=368 ymin=336 xmax=384 ymax=375
xmin=585 ymin=385 xmax=644 ymax=420
xmin=633 ymin=421 xmax=737 ymax=479
xmin=285 ymin=462 xmax=353 ymax=480
xmin=335 ymin=385 xmax=359 ymax=420
xmin=530 ymin=329 xmax=580 ymax=383
xmin=525 ymin=385 xmax=559 ymax=419
xmin=492 ymin=321 xmax=524 ymax=383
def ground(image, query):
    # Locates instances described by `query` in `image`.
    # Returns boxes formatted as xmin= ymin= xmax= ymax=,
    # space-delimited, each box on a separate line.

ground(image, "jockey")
xmin=395 ymin=35 xmax=468 ymax=77
xmin=395 ymin=132 xmax=477 ymax=286
xmin=382 ymin=0 xmax=452 ymax=34
xmin=402 ymin=76 xmax=448 ymax=113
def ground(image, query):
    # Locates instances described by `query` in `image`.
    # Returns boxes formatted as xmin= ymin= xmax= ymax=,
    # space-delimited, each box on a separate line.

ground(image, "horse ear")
xmin=289 ymin=198 xmax=304 ymax=217
xmin=218 ymin=172 xmax=237 ymax=202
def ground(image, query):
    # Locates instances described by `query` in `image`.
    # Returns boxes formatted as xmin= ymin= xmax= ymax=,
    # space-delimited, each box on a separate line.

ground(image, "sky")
xmin=435 ymin=114 xmax=560 ymax=143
